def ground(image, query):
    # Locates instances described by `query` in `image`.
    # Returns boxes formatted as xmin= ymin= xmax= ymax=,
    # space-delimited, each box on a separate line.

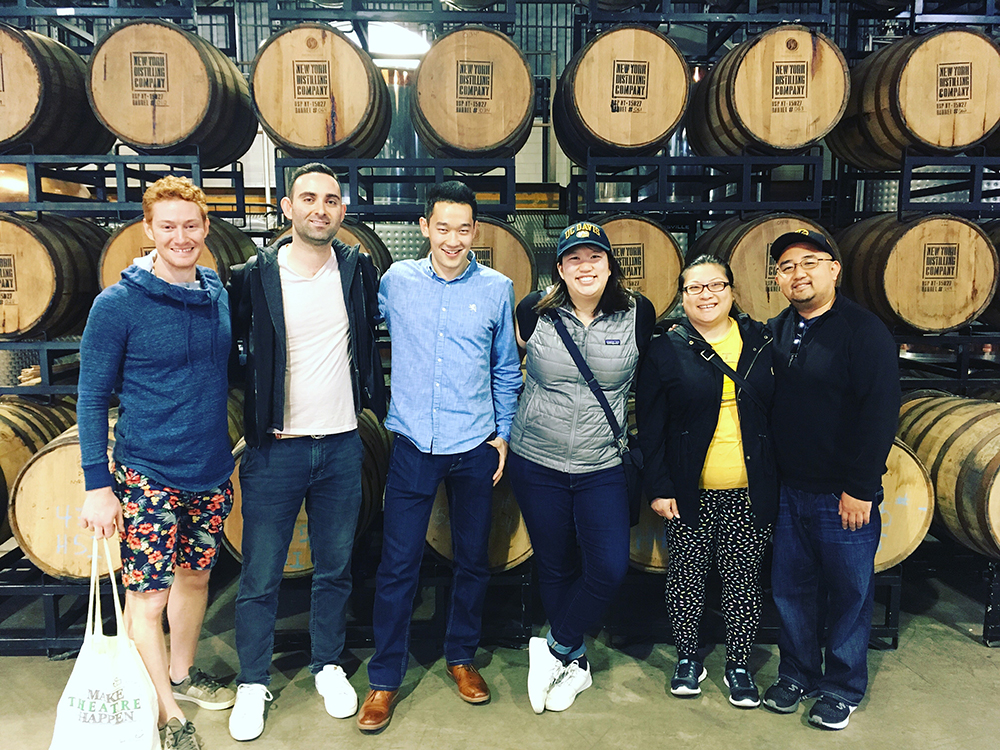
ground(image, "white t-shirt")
xmin=277 ymin=245 xmax=357 ymax=435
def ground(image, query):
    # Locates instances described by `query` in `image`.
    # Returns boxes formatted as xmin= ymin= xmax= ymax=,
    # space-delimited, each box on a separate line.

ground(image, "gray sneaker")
xmin=163 ymin=718 xmax=201 ymax=750
xmin=763 ymin=677 xmax=807 ymax=714
xmin=172 ymin=667 xmax=236 ymax=710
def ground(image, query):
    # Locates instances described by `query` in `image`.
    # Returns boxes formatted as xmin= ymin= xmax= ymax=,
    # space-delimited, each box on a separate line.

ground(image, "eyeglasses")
xmin=682 ymin=281 xmax=731 ymax=295
xmin=776 ymin=256 xmax=835 ymax=276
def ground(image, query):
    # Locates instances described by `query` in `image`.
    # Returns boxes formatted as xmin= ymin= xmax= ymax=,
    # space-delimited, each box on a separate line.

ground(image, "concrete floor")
xmin=5 ymin=543 xmax=1000 ymax=750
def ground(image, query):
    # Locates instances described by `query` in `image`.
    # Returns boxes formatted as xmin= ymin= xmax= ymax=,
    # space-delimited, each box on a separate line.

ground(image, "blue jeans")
xmin=771 ymin=485 xmax=881 ymax=706
xmin=367 ymin=435 xmax=497 ymax=691
xmin=234 ymin=431 xmax=363 ymax=685
xmin=507 ymin=451 xmax=629 ymax=659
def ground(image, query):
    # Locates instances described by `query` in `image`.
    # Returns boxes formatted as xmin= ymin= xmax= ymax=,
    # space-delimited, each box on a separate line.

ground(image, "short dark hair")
xmin=679 ymin=254 xmax=735 ymax=292
xmin=425 ymin=180 xmax=478 ymax=223
xmin=287 ymin=162 xmax=341 ymax=198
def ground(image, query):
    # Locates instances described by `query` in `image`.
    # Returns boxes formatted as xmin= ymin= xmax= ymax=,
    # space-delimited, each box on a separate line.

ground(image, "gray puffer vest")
xmin=510 ymin=302 xmax=639 ymax=473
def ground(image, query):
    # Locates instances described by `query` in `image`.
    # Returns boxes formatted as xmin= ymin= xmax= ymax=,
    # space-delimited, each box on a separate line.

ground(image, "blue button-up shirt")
xmin=379 ymin=254 xmax=522 ymax=454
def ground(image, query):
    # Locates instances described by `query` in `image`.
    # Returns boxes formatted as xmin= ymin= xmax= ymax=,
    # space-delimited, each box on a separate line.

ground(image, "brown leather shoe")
xmin=446 ymin=664 xmax=491 ymax=704
xmin=357 ymin=689 xmax=399 ymax=732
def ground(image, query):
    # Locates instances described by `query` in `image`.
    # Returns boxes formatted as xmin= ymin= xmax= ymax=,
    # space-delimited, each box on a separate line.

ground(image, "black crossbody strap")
xmin=550 ymin=313 xmax=627 ymax=453
xmin=696 ymin=345 xmax=768 ymax=414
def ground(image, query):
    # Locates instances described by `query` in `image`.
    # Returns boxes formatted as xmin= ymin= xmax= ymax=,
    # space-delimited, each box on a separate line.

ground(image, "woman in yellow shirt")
xmin=635 ymin=255 xmax=778 ymax=708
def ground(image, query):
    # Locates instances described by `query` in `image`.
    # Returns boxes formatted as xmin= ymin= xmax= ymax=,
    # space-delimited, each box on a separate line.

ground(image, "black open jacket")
xmin=635 ymin=314 xmax=778 ymax=531
xmin=227 ymin=236 xmax=387 ymax=448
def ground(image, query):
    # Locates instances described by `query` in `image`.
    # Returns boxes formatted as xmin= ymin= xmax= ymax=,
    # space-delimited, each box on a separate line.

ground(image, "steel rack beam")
xmin=899 ymin=155 xmax=1000 ymax=218
xmin=0 ymin=340 xmax=81 ymax=396
xmin=568 ymin=153 xmax=824 ymax=218
xmin=0 ymin=547 xmax=121 ymax=656
xmin=584 ymin=0 xmax=833 ymax=26
xmin=0 ymin=152 xmax=246 ymax=218
xmin=894 ymin=0 xmax=1000 ymax=28
xmin=267 ymin=0 xmax=516 ymax=25
xmin=274 ymin=156 xmax=516 ymax=221
xmin=0 ymin=0 xmax=195 ymax=20
xmin=896 ymin=328 xmax=1000 ymax=394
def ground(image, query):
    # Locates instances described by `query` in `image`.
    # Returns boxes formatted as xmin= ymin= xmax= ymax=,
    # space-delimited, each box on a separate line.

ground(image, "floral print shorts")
xmin=112 ymin=464 xmax=233 ymax=592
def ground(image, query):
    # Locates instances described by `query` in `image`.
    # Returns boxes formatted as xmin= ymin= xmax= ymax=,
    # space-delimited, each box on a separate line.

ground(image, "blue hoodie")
xmin=78 ymin=258 xmax=234 ymax=492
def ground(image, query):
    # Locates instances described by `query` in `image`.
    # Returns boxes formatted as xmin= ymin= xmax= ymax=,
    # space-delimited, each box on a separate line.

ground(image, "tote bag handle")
xmin=85 ymin=535 xmax=126 ymax=642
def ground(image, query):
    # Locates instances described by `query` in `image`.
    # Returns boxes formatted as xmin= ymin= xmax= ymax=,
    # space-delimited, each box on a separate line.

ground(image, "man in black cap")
xmin=762 ymin=230 xmax=899 ymax=730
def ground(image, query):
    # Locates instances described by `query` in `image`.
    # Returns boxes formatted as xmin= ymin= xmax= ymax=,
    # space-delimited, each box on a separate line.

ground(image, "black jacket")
xmin=227 ymin=237 xmax=387 ymax=448
xmin=635 ymin=314 xmax=778 ymax=530
xmin=768 ymin=293 xmax=899 ymax=503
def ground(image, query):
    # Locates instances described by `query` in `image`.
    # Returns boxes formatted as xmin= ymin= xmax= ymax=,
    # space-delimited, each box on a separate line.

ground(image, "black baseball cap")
xmin=769 ymin=229 xmax=841 ymax=264
xmin=556 ymin=221 xmax=612 ymax=260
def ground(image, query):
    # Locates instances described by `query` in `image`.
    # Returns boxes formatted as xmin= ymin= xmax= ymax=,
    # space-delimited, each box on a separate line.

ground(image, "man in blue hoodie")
xmin=79 ymin=176 xmax=236 ymax=750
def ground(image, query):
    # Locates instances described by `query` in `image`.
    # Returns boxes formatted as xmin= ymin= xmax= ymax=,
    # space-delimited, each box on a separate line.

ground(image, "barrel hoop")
xmin=927 ymin=407 xmax=1000 ymax=481
xmin=953 ymin=426 xmax=1000 ymax=557
xmin=0 ymin=410 xmax=48 ymax=448
xmin=905 ymin=400 xmax=980 ymax=455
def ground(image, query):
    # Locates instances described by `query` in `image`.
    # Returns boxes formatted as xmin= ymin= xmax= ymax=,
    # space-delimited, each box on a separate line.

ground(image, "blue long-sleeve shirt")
xmin=379 ymin=255 xmax=522 ymax=454
xmin=78 ymin=260 xmax=234 ymax=492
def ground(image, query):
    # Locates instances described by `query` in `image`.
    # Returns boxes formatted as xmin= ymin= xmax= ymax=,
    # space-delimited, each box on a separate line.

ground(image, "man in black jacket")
xmin=225 ymin=163 xmax=386 ymax=742
xmin=762 ymin=230 xmax=899 ymax=731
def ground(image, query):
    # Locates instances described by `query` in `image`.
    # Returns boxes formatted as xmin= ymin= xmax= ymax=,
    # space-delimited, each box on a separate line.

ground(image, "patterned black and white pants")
xmin=664 ymin=487 xmax=771 ymax=667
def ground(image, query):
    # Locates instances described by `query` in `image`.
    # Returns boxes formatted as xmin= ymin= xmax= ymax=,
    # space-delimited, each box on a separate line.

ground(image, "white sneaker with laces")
xmin=229 ymin=683 xmax=273 ymax=742
xmin=527 ymin=637 xmax=563 ymax=714
xmin=544 ymin=660 xmax=592 ymax=712
xmin=315 ymin=664 xmax=359 ymax=719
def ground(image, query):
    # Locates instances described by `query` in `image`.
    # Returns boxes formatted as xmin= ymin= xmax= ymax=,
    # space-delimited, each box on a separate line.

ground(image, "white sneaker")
xmin=229 ymin=683 xmax=272 ymax=742
xmin=544 ymin=660 xmax=592 ymax=712
xmin=315 ymin=664 xmax=359 ymax=719
xmin=527 ymin=637 xmax=563 ymax=714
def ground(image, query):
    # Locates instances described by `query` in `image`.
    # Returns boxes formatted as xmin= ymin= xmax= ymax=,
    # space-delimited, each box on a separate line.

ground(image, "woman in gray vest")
xmin=507 ymin=221 xmax=654 ymax=714
xmin=635 ymin=255 xmax=778 ymax=709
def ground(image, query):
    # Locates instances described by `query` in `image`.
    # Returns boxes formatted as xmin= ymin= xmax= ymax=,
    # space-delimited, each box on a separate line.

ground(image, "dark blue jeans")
xmin=771 ymin=485 xmax=881 ymax=706
xmin=507 ymin=451 xmax=629 ymax=659
xmin=367 ymin=435 xmax=497 ymax=691
xmin=234 ymin=431 xmax=363 ymax=685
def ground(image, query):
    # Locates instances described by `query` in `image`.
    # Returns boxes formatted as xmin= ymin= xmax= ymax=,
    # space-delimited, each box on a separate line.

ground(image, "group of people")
xmin=76 ymin=167 xmax=899 ymax=750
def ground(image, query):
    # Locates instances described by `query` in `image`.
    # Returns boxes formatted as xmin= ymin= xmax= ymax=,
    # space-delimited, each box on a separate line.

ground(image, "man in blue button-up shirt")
xmin=358 ymin=181 xmax=522 ymax=732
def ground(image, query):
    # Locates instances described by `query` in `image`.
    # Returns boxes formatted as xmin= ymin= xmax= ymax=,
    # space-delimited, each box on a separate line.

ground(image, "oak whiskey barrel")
xmin=9 ymin=415 xmax=121 ymax=578
xmin=0 ymin=213 xmax=108 ymax=339
xmin=827 ymin=28 xmax=1000 ymax=171
xmin=897 ymin=395 xmax=1000 ymax=559
xmin=686 ymin=25 xmax=849 ymax=156
xmin=410 ymin=25 xmax=533 ymax=160
xmin=596 ymin=214 xmax=684 ymax=320
xmin=0 ymin=23 xmax=115 ymax=155
xmin=553 ymin=25 xmax=689 ymax=166
xmin=88 ymin=20 xmax=257 ymax=168
xmin=836 ymin=213 xmax=997 ymax=332
xmin=0 ymin=397 xmax=76 ymax=544
xmin=251 ymin=23 xmax=390 ymax=159
xmin=876 ymin=439 xmax=935 ymax=572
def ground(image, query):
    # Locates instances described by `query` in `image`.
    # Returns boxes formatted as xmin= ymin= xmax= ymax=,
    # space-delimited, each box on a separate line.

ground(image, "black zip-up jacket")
xmin=768 ymin=293 xmax=899 ymax=503
xmin=227 ymin=237 xmax=387 ymax=448
xmin=635 ymin=314 xmax=778 ymax=531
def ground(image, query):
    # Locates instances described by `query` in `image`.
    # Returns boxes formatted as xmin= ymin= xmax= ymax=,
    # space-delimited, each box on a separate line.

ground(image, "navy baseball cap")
xmin=769 ymin=229 xmax=841 ymax=264
xmin=556 ymin=221 xmax=612 ymax=260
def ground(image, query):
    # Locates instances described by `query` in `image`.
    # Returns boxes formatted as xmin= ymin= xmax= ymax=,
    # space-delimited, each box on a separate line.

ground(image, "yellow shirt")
xmin=700 ymin=319 xmax=748 ymax=489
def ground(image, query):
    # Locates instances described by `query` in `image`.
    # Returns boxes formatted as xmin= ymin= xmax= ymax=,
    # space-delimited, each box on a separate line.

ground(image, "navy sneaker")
xmin=724 ymin=667 xmax=760 ymax=708
xmin=670 ymin=659 xmax=707 ymax=696
xmin=762 ymin=677 xmax=806 ymax=714
xmin=808 ymin=695 xmax=857 ymax=730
